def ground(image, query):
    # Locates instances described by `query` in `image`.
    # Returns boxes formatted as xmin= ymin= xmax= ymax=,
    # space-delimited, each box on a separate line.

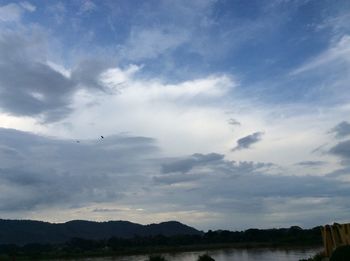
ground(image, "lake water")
xmin=60 ymin=247 xmax=322 ymax=261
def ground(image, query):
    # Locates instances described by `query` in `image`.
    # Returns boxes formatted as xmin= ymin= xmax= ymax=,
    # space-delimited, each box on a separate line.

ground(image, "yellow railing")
xmin=321 ymin=223 xmax=350 ymax=257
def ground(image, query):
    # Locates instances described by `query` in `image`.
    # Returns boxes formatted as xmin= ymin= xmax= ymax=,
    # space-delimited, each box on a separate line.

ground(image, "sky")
xmin=0 ymin=0 xmax=350 ymax=231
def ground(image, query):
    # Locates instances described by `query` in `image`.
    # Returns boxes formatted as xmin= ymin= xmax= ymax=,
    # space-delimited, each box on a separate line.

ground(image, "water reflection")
xmin=57 ymin=247 xmax=321 ymax=261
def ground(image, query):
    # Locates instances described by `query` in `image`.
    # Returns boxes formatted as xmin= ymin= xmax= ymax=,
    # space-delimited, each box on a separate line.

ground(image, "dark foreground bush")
xmin=197 ymin=253 xmax=215 ymax=261
xmin=330 ymin=246 xmax=350 ymax=261
xmin=147 ymin=255 xmax=167 ymax=261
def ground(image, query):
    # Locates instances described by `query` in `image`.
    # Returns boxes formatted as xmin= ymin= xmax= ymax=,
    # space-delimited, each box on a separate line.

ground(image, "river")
xmin=56 ymin=247 xmax=322 ymax=261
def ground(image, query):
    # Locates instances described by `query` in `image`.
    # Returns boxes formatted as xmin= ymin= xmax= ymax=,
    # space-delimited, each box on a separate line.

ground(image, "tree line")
xmin=0 ymin=226 xmax=323 ymax=260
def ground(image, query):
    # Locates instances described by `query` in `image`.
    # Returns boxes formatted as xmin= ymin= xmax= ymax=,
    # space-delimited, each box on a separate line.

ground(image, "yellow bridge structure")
xmin=321 ymin=223 xmax=350 ymax=257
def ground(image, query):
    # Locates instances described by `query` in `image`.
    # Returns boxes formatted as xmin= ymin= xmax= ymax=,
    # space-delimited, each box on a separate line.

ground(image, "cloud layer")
xmin=0 ymin=128 xmax=158 ymax=210
xmin=330 ymin=121 xmax=350 ymax=139
xmin=0 ymin=27 xmax=119 ymax=122
xmin=0 ymin=127 xmax=348 ymax=229
xmin=0 ymin=0 xmax=350 ymax=230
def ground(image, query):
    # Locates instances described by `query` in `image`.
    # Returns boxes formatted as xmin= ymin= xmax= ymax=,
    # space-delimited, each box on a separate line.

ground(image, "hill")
xmin=0 ymin=219 xmax=202 ymax=245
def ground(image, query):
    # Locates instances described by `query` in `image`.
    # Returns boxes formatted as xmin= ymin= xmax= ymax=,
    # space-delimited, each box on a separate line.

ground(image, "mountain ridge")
xmin=0 ymin=219 xmax=203 ymax=245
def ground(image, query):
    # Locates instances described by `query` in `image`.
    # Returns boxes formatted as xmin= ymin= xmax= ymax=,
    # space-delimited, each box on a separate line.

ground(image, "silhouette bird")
xmin=76 ymin=140 xmax=80 ymax=143
xmin=101 ymin=136 xmax=104 ymax=139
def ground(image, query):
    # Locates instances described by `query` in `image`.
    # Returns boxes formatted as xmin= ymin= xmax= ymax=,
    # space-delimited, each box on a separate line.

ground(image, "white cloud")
xmin=59 ymin=69 xmax=236 ymax=156
xmin=0 ymin=49 xmax=346 ymax=175
xmin=0 ymin=58 xmax=348 ymax=229
xmin=0 ymin=3 xmax=23 ymax=22
xmin=121 ymin=74 xmax=234 ymax=100
xmin=289 ymin=34 xmax=350 ymax=104
xmin=100 ymin=65 xmax=141 ymax=88
xmin=291 ymin=35 xmax=350 ymax=75
xmin=28 ymin=61 xmax=345 ymax=179
xmin=46 ymin=61 xmax=71 ymax=78
xmin=0 ymin=2 xmax=35 ymax=22
xmin=315 ymin=10 xmax=350 ymax=39
xmin=77 ymin=0 xmax=96 ymax=15
xmin=119 ymin=27 xmax=189 ymax=61
xmin=20 ymin=2 xmax=36 ymax=12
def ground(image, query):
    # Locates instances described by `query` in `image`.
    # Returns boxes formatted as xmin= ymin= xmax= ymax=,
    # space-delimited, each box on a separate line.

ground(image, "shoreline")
xmin=16 ymin=242 xmax=322 ymax=260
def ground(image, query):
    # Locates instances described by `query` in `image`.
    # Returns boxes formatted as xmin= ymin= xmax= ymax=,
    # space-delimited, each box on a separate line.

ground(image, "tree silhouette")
xmin=147 ymin=255 xmax=167 ymax=261
xmin=330 ymin=246 xmax=350 ymax=261
xmin=197 ymin=254 xmax=215 ymax=261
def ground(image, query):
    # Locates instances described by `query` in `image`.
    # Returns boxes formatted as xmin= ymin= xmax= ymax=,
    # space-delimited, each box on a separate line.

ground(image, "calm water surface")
xmin=58 ymin=247 xmax=321 ymax=261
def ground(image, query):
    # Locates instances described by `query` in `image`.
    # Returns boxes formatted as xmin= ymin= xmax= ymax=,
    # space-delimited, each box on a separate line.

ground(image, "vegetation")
xmin=148 ymin=255 xmax=167 ymax=261
xmin=0 ymin=226 xmax=322 ymax=260
xmin=330 ymin=246 xmax=350 ymax=261
xmin=299 ymin=245 xmax=350 ymax=261
xmin=197 ymin=253 xmax=215 ymax=261
xmin=0 ymin=220 xmax=201 ymax=245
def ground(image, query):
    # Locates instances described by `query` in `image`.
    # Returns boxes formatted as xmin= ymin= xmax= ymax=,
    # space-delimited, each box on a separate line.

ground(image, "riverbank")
xmin=0 ymin=225 xmax=323 ymax=260
xmin=2 ymin=242 xmax=322 ymax=261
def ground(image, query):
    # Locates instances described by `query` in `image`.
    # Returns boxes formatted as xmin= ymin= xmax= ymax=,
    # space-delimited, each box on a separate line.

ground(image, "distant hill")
xmin=0 ymin=219 xmax=203 ymax=245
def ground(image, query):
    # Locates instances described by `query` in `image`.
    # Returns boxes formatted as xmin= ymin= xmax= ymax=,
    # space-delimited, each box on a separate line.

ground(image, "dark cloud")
xmin=157 ymin=152 xmax=273 ymax=185
xmin=330 ymin=121 xmax=350 ymax=139
xmin=232 ymin=132 xmax=264 ymax=151
xmin=326 ymin=167 xmax=350 ymax=178
xmin=0 ymin=31 xmax=73 ymax=121
xmin=217 ymin=174 xmax=346 ymax=198
xmin=329 ymin=139 xmax=350 ymax=163
xmin=0 ymin=128 xmax=158 ymax=211
xmin=0 ymin=167 xmax=121 ymax=211
xmin=311 ymin=143 xmax=328 ymax=154
xmin=149 ymin=153 xmax=350 ymax=229
xmin=0 ymin=30 xmax=116 ymax=122
xmin=295 ymin=161 xmax=327 ymax=167
xmin=228 ymin=118 xmax=241 ymax=126
xmin=1 ymin=128 xmax=350 ymax=229
xmin=1 ymin=127 xmax=346 ymax=222
xmin=153 ymin=173 xmax=201 ymax=185
xmin=71 ymin=59 xmax=113 ymax=92
xmin=161 ymin=153 xmax=224 ymax=174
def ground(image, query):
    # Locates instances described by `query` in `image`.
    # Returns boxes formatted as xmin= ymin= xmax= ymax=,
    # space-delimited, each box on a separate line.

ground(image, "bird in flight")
xmin=101 ymin=136 xmax=104 ymax=139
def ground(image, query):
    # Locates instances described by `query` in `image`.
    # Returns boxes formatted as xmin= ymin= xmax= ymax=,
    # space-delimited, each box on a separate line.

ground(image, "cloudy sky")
xmin=0 ymin=0 xmax=350 ymax=231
